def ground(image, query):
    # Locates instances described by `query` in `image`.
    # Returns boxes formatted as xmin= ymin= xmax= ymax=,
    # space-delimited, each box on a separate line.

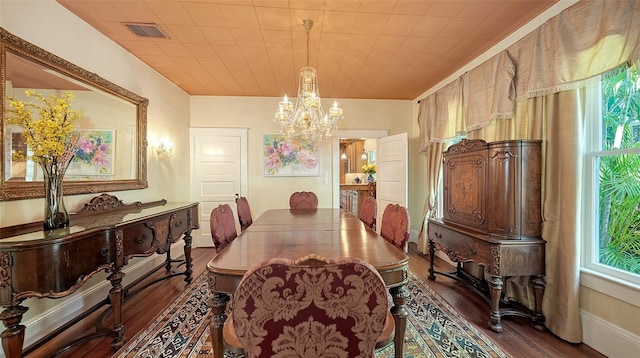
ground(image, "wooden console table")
xmin=0 ymin=194 xmax=199 ymax=358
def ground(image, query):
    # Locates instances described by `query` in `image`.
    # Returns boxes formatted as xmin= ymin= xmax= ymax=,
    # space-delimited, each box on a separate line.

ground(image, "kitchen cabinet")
xmin=339 ymin=184 xmax=372 ymax=216
xmin=340 ymin=140 xmax=368 ymax=174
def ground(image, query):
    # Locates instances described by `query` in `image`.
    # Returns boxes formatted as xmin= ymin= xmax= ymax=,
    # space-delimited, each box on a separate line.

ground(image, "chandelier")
xmin=275 ymin=19 xmax=344 ymax=141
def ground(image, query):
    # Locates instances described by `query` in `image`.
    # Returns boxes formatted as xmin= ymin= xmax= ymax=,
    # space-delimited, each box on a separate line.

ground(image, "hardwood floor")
xmin=25 ymin=243 xmax=605 ymax=358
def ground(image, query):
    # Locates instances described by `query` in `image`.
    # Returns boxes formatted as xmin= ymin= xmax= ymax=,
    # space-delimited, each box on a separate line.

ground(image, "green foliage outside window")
xmin=599 ymin=62 xmax=640 ymax=274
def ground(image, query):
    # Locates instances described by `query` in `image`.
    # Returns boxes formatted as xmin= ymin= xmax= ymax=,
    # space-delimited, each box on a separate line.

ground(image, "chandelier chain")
xmin=304 ymin=19 xmax=312 ymax=67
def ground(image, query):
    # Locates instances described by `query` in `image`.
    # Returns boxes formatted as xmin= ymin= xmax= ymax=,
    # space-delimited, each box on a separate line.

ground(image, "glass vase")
xmin=43 ymin=171 xmax=69 ymax=230
xmin=368 ymin=174 xmax=375 ymax=183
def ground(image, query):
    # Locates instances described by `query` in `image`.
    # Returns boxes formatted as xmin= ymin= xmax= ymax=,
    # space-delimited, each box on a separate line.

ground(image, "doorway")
xmin=332 ymin=129 xmax=387 ymax=212
xmin=339 ymin=138 xmax=376 ymax=185
xmin=190 ymin=128 xmax=248 ymax=247
xmin=333 ymin=130 xmax=408 ymax=233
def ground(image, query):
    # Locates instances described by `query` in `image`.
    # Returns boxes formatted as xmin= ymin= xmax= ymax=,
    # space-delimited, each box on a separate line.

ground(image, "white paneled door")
xmin=190 ymin=128 xmax=247 ymax=248
xmin=375 ymin=132 xmax=408 ymax=232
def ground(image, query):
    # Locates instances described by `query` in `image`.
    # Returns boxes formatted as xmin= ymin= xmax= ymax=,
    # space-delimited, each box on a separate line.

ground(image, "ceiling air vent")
xmin=124 ymin=23 xmax=169 ymax=39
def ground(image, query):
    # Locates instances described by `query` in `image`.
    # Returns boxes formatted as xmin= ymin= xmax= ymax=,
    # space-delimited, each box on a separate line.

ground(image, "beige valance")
xmin=462 ymin=51 xmax=516 ymax=131
xmin=511 ymin=0 xmax=640 ymax=98
xmin=418 ymin=51 xmax=513 ymax=147
xmin=417 ymin=77 xmax=464 ymax=151
xmin=417 ymin=96 xmax=435 ymax=153
xmin=418 ymin=0 xmax=640 ymax=149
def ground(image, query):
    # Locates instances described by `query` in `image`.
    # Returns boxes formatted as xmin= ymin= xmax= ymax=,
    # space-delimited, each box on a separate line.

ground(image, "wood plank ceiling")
xmin=56 ymin=0 xmax=558 ymax=100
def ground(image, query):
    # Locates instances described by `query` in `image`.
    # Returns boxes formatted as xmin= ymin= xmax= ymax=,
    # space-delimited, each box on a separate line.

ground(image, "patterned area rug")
xmin=115 ymin=271 xmax=508 ymax=358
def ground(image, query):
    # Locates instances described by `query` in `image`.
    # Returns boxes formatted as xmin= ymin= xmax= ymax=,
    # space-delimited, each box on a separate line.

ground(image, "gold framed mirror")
xmin=1 ymin=27 xmax=148 ymax=201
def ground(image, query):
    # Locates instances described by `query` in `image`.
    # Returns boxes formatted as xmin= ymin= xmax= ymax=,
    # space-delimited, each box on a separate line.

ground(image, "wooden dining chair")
xmin=359 ymin=195 xmax=377 ymax=230
xmin=227 ymin=254 xmax=389 ymax=358
xmin=235 ymin=196 xmax=253 ymax=231
xmin=209 ymin=204 xmax=238 ymax=252
xmin=288 ymin=191 xmax=318 ymax=209
xmin=380 ymin=203 xmax=411 ymax=252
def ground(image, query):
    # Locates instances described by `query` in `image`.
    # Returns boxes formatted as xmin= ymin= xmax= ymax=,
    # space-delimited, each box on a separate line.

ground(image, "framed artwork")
xmin=263 ymin=133 xmax=319 ymax=176
xmin=66 ymin=129 xmax=115 ymax=178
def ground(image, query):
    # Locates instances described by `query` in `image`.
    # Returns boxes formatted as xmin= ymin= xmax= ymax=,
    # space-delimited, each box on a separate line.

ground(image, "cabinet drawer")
xmin=169 ymin=210 xmax=190 ymax=241
xmin=428 ymin=222 xmax=492 ymax=266
xmin=121 ymin=223 xmax=155 ymax=255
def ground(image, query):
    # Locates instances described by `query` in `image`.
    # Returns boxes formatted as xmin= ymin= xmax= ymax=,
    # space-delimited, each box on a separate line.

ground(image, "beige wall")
xmin=190 ymin=96 xmax=416 ymax=221
xmin=0 ymin=0 xmax=192 ymax=346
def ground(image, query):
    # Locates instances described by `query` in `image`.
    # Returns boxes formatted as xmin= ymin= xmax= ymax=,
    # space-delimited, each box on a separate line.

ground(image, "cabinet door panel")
xmin=519 ymin=144 xmax=543 ymax=236
xmin=486 ymin=141 xmax=542 ymax=237
xmin=443 ymin=152 xmax=487 ymax=230
xmin=487 ymin=142 xmax=521 ymax=236
xmin=10 ymin=233 xmax=113 ymax=295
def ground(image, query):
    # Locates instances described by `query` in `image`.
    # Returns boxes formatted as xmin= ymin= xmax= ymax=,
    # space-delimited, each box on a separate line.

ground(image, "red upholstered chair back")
xmin=380 ymin=203 xmax=410 ymax=252
xmin=289 ymin=191 xmax=318 ymax=209
xmin=231 ymin=255 xmax=389 ymax=358
xmin=359 ymin=195 xmax=377 ymax=230
xmin=236 ymin=196 xmax=253 ymax=231
xmin=209 ymin=204 xmax=238 ymax=252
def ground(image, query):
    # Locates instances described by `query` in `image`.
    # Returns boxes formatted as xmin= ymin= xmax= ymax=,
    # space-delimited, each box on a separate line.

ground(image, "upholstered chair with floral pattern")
xmin=229 ymin=254 xmax=389 ymax=358
xmin=209 ymin=204 xmax=238 ymax=252
xmin=359 ymin=196 xmax=377 ymax=230
xmin=380 ymin=203 xmax=411 ymax=252
xmin=289 ymin=191 xmax=318 ymax=209
xmin=236 ymin=196 xmax=253 ymax=231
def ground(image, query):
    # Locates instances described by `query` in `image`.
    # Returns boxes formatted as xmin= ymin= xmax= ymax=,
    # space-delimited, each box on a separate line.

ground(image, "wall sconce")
xmin=156 ymin=138 xmax=174 ymax=160
xmin=360 ymin=149 xmax=368 ymax=160
xmin=341 ymin=151 xmax=347 ymax=160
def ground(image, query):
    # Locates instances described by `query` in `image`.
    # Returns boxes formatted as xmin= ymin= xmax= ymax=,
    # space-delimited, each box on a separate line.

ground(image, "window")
xmin=583 ymin=61 xmax=640 ymax=292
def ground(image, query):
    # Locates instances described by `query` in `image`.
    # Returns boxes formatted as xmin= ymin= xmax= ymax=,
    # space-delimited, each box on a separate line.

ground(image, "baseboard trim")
xmin=20 ymin=248 xmax=175 ymax=353
xmin=581 ymin=309 xmax=640 ymax=357
xmin=429 ymin=254 xmax=639 ymax=357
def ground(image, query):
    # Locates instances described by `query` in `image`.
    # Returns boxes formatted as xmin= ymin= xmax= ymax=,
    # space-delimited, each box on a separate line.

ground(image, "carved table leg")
xmin=532 ymin=275 xmax=546 ymax=331
xmin=108 ymin=270 xmax=126 ymax=350
xmin=0 ymin=305 xmax=28 ymax=358
xmin=428 ymin=239 xmax=436 ymax=281
xmin=164 ymin=251 xmax=173 ymax=272
xmin=209 ymin=291 xmax=230 ymax=358
xmin=182 ymin=232 xmax=193 ymax=284
xmin=488 ymin=275 xmax=503 ymax=333
xmin=390 ymin=283 xmax=410 ymax=357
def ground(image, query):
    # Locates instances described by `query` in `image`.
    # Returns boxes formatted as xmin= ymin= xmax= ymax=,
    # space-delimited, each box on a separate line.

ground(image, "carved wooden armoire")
xmin=428 ymin=139 xmax=546 ymax=332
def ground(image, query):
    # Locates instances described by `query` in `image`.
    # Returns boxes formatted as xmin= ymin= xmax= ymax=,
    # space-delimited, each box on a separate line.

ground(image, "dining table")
xmin=206 ymin=208 xmax=410 ymax=358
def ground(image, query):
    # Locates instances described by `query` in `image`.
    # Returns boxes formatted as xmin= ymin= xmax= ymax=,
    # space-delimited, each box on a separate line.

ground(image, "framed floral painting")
xmin=66 ymin=129 xmax=115 ymax=178
xmin=263 ymin=134 xmax=319 ymax=176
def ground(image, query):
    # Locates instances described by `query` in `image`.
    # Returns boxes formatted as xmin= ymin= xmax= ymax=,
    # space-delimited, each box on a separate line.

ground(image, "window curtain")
xmin=467 ymin=88 xmax=587 ymax=343
xmin=536 ymin=89 xmax=586 ymax=343
xmin=416 ymin=142 xmax=444 ymax=254
xmin=416 ymin=98 xmax=447 ymax=253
